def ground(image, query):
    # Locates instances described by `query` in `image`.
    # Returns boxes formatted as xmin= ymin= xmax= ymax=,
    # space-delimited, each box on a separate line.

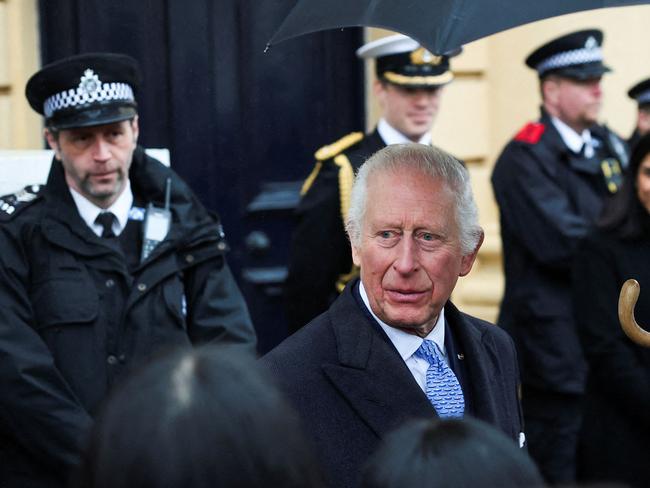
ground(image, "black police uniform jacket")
xmin=284 ymin=130 xmax=384 ymax=332
xmin=491 ymin=109 xmax=628 ymax=395
xmin=264 ymin=279 xmax=523 ymax=488
xmin=0 ymin=147 xmax=256 ymax=487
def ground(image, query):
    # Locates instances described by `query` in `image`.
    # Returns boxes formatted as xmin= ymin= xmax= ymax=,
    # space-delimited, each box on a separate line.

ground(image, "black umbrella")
xmin=269 ymin=0 xmax=650 ymax=54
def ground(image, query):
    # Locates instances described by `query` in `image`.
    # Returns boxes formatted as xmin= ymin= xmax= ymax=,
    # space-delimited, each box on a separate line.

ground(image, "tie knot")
xmin=95 ymin=212 xmax=116 ymax=238
xmin=415 ymin=340 xmax=443 ymax=366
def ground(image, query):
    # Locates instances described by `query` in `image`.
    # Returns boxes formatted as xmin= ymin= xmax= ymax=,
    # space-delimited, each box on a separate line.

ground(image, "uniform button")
xmin=217 ymin=241 xmax=226 ymax=251
xmin=185 ymin=254 xmax=194 ymax=263
xmin=107 ymin=355 xmax=118 ymax=365
xmin=137 ymin=283 xmax=147 ymax=292
xmin=105 ymin=279 xmax=115 ymax=288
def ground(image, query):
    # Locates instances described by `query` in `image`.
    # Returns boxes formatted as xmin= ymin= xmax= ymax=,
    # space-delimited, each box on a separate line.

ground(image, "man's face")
xmin=374 ymin=81 xmax=443 ymax=141
xmin=638 ymin=108 xmax=650 ymax=136
xmin=543 ymin=76 xmax=602 ymax=132
xmin=46 ymin=118 xmax=139 ymax=208
xmin=636 ymin=153 xmax=650 ymax=214
xmin=351 ymin=167 xmax=480 ymax=337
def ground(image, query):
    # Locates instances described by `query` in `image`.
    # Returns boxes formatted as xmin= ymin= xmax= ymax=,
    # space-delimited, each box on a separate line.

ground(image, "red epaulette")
xmin=514 ymin=122 xmax=545 ymax=144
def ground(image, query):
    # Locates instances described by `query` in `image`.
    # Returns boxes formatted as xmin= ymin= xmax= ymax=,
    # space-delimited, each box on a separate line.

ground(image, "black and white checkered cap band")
xmin=43 ymin=82 xmax=135 ymax=118
xmin=536 ymin=47 xmax=603 ymax=75
xmin=636 ymin=89 xmax=650 ymax=105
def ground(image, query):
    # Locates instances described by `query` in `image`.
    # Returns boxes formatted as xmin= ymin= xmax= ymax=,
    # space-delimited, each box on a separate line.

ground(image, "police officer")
xmin=0 ymin=53 xmax=256 ymax=487
xmin=627 ymin=77 xmax=650 ymax=148
xmin=491 ymin=30 xmax=628 ymax=484
xmin=285 ymin=34 xmax=459 ymax=331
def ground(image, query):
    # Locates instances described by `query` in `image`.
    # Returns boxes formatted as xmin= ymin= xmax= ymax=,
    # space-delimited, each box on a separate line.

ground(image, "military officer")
xmin=285 ymin=34 xmax=459 ymax=332
xmin=0 ymin=53 xmax=256 ymax=487
xmin=627 ymin=77 xmax=650 ymax=148
xmin=491 ymin=30 xmax=628 ymax=484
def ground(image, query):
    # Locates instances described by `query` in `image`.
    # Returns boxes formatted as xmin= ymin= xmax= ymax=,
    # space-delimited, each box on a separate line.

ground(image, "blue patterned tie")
xmin=415 ymin=339 xmax=464 ymax=418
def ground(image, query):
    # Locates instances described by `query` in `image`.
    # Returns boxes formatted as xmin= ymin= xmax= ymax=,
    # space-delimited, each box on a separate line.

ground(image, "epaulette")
xmin=314 ymin=132 xmax=364 ymax=161
xmin=514 ymin=122 xmax=545 ymax=144
xmin=0 ymin=184 xmax=44 ymax=220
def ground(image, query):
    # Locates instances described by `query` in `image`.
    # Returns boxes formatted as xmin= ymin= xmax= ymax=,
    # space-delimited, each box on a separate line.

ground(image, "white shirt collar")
xmin=69 ymin=180 xmax=133 ymax=237
xmin=377 ymin=118 xmax=432 ymax=146
xmin=359 ymin=281 xmax=446 ymax=361
xmin=550 ymin=116 xmax=593 ymax=156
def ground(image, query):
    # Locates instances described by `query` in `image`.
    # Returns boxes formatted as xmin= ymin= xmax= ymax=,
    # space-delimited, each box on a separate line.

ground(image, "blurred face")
xmin=636 ymin=154 xmax=650 ymax=213
xmin=46 ymin=118 xmax=139 ymax=208
xmin=352 ymin=167 xmax=481 ymax=337
xmin=374 ymin=81 xmax=443 ymax=141
xmin=542 ymin=76 xmax=602 ymax=132
xmin=638 ymin=108 xmax=650 ymax=136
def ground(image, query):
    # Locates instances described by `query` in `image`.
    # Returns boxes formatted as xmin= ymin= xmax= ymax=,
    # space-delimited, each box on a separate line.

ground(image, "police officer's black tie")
xmin=95 ymin=212 xmax=116 ymax=238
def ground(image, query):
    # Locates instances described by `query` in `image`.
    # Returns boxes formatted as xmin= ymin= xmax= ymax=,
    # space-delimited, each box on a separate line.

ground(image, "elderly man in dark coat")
xmin=263 ymin=144 xmax=524 ymax=488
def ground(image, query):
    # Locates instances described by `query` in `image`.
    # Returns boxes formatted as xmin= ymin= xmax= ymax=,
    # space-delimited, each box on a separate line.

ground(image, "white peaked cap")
xmin=356 ymin=34 xmax=420 ymax=59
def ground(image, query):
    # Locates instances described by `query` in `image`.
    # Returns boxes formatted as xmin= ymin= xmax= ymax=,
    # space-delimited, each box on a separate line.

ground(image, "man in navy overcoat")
xmin=263 ymin=144 xmax=524 ymax=488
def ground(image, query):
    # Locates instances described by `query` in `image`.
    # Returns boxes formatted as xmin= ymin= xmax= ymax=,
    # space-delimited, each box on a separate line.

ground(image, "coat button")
xmin=185 ymin=254 xmax=194 ymax=263
xmin=137 ymin=283 xmax=147 ymax=292
xmin=105 ymin=279 xmax=115 ymax=288
xmin=217 ymin=241 xmax=226 ymax=251
xmin=107 ymin=355 xmax=118 ymax=365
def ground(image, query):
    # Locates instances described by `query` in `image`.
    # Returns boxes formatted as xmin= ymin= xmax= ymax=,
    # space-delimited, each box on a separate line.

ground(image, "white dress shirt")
xmin=377 ymin=118 xmax=432 ymax=146
xmin=69 ymin=180 xmax=133 ymax=237
xmin=358 ymin=281 xmax=448 ymax=393
xmin=551 ymin=116 xmax=594 ymax=158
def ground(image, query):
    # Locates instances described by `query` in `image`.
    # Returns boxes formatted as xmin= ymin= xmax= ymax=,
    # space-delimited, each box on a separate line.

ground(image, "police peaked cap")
xmin=628 ymin=77 xmax=650 ymax=108
xmin=356 ymin=34 xmax=461 ymax=89
xmin=25 ymin=52 xmax=141 ymax=130
xmin=525 ymin=29 xmax=611 ymax=80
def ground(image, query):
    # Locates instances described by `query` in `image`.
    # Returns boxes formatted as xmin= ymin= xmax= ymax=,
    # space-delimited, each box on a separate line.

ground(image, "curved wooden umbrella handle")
xmin=618 ymin=279 xmax=650 ymax=348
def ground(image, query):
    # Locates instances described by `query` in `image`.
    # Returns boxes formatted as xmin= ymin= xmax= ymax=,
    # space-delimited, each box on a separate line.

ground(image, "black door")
xmin=38 ymin=0 xmax=364 ymax=352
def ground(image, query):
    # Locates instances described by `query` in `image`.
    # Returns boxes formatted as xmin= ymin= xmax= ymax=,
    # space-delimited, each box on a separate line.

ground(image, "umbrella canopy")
xmin=269 ymin=0 xmax=650 ymax=54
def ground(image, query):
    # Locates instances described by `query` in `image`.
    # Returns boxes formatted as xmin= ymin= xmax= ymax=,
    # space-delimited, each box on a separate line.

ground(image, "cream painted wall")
xmin=0 ymin=0 xmax=40 ymax=149
xmin=367 ymin=5 xmax=650 ymax=321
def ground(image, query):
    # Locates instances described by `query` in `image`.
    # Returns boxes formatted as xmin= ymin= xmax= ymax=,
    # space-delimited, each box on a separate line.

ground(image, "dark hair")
xmin=598 ymin=132 xmax=650 ymax=239
xmin=361 ymin=417 xmax=545 ymax=488
xmin=74 ymin=345 xmax=322 ymax=488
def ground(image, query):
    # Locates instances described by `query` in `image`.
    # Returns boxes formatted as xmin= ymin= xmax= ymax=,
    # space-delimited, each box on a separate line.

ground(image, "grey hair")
xmin=345 ymin=143 xmax=482 ymax=255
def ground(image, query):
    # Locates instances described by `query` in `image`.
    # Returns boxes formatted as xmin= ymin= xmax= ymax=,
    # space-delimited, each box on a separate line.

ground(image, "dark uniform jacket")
xmin=491 ymin=109 xmax=628 ymax=394
xmin=0 ymin=147 xmax=256 ymax=487
xmin=573 ymin=227 xmax=650 ymax=487
xmin=264 ymin=279 xmax=523 ymax=488
xmin=284 ymin=130 xmax=385 ymax=332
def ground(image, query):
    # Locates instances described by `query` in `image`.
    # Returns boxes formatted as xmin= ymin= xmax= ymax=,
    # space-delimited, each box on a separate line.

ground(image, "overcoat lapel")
xmin=445 ymin=303 xmax=509 ymax=428
xmin=321 ymin=286 xmax=435 ymax=438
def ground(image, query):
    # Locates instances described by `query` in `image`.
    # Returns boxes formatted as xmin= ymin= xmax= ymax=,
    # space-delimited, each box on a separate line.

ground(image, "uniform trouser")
xmin=522 ymin=386 xmax=583 ymax=485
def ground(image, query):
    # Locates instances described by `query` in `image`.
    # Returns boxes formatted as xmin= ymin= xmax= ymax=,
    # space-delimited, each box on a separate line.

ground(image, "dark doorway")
xmin=37 ymin=0 xmax=364 ymax=352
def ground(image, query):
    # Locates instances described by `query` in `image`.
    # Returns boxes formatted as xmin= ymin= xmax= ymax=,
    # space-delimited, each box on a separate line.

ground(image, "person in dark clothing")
xmin=265 ymin=144 xmax=524 ymax=488
xmin=284 ymin=34 xmax=459 ymax=332
xmin=626 ymin=77 xmax=650 ymax=149
xmin=361 ymin=417 xmax=544 ymax=488
xmin=491 ymin=29 xmax=629 ymax=485
xmin=74 ymin=345 xmax=323 ymax=488
xmin=573 ymin=133 xmax=650 ymax=488
xmin=0 ymin=52 xmax=256 ymax=488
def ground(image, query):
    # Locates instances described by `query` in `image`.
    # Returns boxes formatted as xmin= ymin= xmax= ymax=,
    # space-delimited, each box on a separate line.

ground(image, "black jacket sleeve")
xmin=0 ymin=225 xmax=92 ymax=476
xmin=284 ymin=160 xmax=352 ymax=331
xmin=494 ymin=142 xmax=593 ymax=270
